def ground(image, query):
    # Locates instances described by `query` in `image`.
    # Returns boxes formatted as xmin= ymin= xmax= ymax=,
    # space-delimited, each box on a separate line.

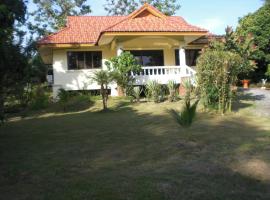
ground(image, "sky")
xmin=28 ymin=0 xmax=264 ymax=35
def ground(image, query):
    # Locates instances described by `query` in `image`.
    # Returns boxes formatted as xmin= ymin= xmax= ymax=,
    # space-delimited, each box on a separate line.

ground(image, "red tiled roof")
xmin=39 ymin=3 xmax=208 ymax=45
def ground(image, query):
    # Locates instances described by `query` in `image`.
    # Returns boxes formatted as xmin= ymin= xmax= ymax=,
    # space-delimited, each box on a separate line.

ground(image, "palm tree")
xmin=92 ymin=70 xmax=112 ymax=110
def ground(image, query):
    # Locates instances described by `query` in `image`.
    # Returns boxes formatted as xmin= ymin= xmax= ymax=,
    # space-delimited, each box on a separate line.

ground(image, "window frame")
xmin=67 ymin=51 xmax=102 ymax=70
xmin=129 ymin=50 xmax=164 ymax=67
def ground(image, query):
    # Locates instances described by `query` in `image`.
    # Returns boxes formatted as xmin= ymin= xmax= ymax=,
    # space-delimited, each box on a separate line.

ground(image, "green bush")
xmin=64 ymin=95 xmax=92 ymax=112
xmin=30 ymin=85 xmax=50 ymax=110
xmin=57 ymin=88 xmax=70 ymax=111
xmin=146 ymin=80 xmax=164 ymax=103
xmin=131 ymin=86 xmax=142 ymax=103
xmin=56 ymin=89 xmax=93 ymax=112
xmin=167 ymin=80 xmax=178 ymax=102
xmin=170 ymin=100 xmax=199 ymax=128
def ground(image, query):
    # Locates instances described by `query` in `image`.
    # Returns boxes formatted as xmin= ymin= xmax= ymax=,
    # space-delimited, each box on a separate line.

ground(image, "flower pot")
xmin=241 ymin=79 xmax=250 ymax=89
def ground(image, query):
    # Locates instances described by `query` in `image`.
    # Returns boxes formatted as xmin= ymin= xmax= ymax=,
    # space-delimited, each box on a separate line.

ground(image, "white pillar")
xmin=117 ymin=45 xmax=123 ymax=56
xmin=179 ymin=47 xmax=186 ymax=66
xmin=112 ymin=44 xmax=124 ymax=97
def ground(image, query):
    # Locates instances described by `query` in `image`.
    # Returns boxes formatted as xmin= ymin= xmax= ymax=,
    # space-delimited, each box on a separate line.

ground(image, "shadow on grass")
xmin=0 ymin=102 xmax=270 ymax=200
xmin=232 ymin=90 xmax=264 ymax=112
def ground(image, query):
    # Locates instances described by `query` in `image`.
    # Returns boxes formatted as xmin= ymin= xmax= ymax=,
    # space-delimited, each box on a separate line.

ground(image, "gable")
xmin=38 ymin=4 xmax=208 ymax=46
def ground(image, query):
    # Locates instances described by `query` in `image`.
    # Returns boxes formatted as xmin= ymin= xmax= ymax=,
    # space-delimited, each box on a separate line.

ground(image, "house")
xmin=38 ymin=3 xmax=210 ymax=97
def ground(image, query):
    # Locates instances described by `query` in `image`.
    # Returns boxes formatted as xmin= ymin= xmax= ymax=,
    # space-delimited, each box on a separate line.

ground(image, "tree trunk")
xmin=101 ymin=85 xmax=107 ymax=110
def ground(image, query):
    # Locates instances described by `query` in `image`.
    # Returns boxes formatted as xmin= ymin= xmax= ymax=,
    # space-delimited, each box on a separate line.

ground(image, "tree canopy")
xmin=236 ymin=2 xmax=270 ymax=81
xmin=29 ymin=0 xmax=91 ymax=37
xmin=0 ymin=0 xmax=28 ymax=120
xmin=104 ymin=0 xmax=180 ymax=16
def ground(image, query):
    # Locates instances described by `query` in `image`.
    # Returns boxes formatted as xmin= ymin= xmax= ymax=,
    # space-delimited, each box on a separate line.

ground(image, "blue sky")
xmin=90 ymin=0 xmax=263 ymax=34
xmin=28 ymin=0 xmax=263 ymax=35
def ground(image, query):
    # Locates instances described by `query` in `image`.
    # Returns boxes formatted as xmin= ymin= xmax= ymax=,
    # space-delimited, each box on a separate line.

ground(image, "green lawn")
xmin=1 ymin=98 xmax=270 ymax=200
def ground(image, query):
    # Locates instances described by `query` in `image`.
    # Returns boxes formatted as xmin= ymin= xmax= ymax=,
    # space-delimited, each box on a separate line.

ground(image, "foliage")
xmin=236 ymin=3 xmax=270 ymax=81
xmin=56 ymin=92 xmax=92 ymax=112
xmin=146 ymin=80 xmax=163 ymax=103
xmin=265 ymin=64 xmax=270 ymax=78
xmin=197 ymin=49 xmax=243 ymax=114
xmin=29 ymin=0 xmax=91 ymax=36
xmin=170 ymin=80 xmax=198 ymax=127
xmin=57 ymin=88 xmax=70 ymax=111
xmin=104 ymin=0 xmax=180 ymax=16
xmin=210 ymin=27 xmax=257 ymax=77
xmin=106 ymin=51 xmax=141 ymax=96
xmin=131 ymin=86 xmax=143 ymax=103
xmin=92 ymin=70 xmax=113 ymax=110
xmin=29 ymin=85 xmax=50 ymax=110
xmin=104 ymin=0 xmax=138 ymax=15
xmin=170 ymin=100 xmax=199 ymax=128
xmin=0 ymin=0 xmax=28 ymax=122
xmin=140 ymin=0 xmax=180 ymax=16
xmin=197 ymin=27 xmax=256 ymax=114
xmin=167 ymin=80 xmax=178 ymax=102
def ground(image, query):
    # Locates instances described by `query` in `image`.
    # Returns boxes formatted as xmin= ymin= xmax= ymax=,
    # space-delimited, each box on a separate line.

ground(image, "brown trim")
xmin=38 ymin=43 xmax=96 ymax=48
xmin=102 ymin=32 xmax=208 ymax=36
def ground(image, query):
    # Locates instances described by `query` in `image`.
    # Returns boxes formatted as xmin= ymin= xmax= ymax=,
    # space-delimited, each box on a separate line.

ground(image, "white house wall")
xmin=52 ymin=46 xmax=117 ymax=97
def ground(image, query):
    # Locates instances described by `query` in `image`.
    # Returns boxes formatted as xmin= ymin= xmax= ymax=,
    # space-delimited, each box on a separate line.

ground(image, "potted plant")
xmin=241 ymin=79 xmax=250 ymax=89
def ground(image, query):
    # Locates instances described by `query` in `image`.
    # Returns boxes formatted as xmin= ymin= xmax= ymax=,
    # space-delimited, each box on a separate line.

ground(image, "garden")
xmin=1 ymin=0 xmax=270 ymax=199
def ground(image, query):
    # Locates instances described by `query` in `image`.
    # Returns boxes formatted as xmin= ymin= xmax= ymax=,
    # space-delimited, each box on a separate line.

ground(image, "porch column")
xmin=117 ymin=45 xmax=123 ymax=56
xmin=179 ymin=46 xmax=186 ymax=66
xmin=112 ymin=44 xmax=124 ymax=97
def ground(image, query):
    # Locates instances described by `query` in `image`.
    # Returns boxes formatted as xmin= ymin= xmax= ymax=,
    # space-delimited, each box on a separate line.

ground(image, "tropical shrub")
xmin=131 ymin=86 xmax=142 ymax=103
xmin=106 ymin=51 xmax=141 ymax=96
xmin=167 ymin=80 xmax=178 ymax=102
xmin=146 ymin=80 xmax=163 ymax=103
xmin=92 ymin=70 xmax=113 ymax=110
xmin=197 ymin=49 xmax=243 ymax=114
xmin=57 ymin=88 xmax=70 ymax=111
xmin=29 ymin=85 xmax=50 ymax=110
xmin=170 ymin=81 xmax=199 ymax=127
xmin=196 ymin=28 xmax=256 ymax=114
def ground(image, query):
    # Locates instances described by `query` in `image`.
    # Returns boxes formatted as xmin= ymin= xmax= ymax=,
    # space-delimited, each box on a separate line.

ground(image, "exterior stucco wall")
xmin=51 ymin=41 xmax=202 ymax=97
xmin=52 ymin=46 xmax=117 ymax=97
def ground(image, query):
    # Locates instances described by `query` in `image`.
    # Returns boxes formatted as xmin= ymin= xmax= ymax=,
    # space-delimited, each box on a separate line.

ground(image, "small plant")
xmin=170 ymin=79 xmax=199 ymax=127
xmin=30 ymin=85 xmax=50 ymax=110
xmin=167 ymin=80 xmax=178 ymax=102
xmin=92 ymin=70 xmax=113 ymax=110
xmin=57 ymin=88 xmax=70 ymax=111
xmin=170 ymin=100 xmax=199 ymax=128
xmin=146 ymin=80 xmax=162 ymax=103
xmin=106 ymin=51 xmax=141 ymax=96
xmin=132 ymin=86 xmax=142 ymax=103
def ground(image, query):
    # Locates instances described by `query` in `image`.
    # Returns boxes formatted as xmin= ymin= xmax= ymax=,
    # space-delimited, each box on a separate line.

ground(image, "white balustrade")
xmin=133 ymin=65 xmax=196 ymax=85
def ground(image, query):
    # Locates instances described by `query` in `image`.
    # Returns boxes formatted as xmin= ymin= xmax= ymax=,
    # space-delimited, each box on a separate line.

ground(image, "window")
xmin=186 ymin=49 xmax=200 ymax=66
xmin=67 ymin=51 xmax=102 ymax=70
xmin=129 ymin=50 xmax=164 ymax=66
xmin=175 ymin=49 xmax=201 ymax=66
xmin=175 ymin=49 xmax=180 ymax=66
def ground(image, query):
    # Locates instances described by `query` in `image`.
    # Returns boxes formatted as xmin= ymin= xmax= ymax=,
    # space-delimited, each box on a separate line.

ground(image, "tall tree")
xmin=236 ymin=2 xmax=270 ymax=81
xmin=0 ymin=0 xmax=28 ymax=121
xmin=104 ymin=0 xmax=180 ymax=16
xmin=140 ymin=0 xmax=180 ymax=16
xmin=29 ymin=0 xmax=91 ymax=37
xmin=104 ymin=0 xmax=138 ymax=16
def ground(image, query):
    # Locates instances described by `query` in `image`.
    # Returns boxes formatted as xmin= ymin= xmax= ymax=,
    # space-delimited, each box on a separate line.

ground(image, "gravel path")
xmin=244 ymin=88 xmax=270 ymax=117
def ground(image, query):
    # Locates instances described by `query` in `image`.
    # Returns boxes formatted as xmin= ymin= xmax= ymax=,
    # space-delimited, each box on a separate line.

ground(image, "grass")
xmin=0 ymin=96 xmax=270 ymax=200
